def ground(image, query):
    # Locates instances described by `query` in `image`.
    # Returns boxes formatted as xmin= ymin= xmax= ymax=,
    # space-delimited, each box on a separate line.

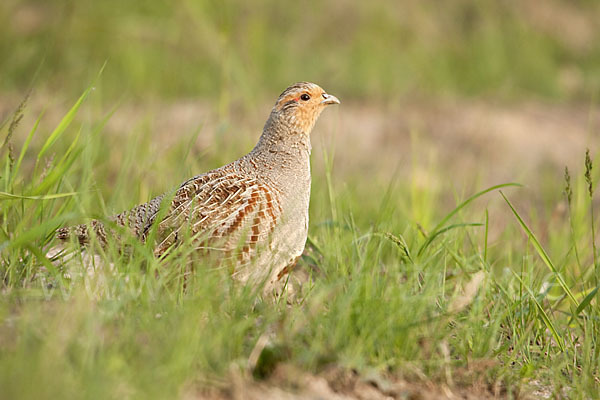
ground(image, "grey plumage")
xmin=56 ymin=82 xmax=340 ymax=283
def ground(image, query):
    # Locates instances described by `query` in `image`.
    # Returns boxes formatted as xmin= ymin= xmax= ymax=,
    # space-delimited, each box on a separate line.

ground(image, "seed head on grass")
xmin=1 ymin=93 xmax=29 ymax=169
xmin=383 ymin=232 xmax=413 ymax=264
xmin=564 ymin=165 xmax=582 ymax=271
xmin=38 ymin=154 xmax=55 ymax=183
xmin=564 ymin=166 xmax=572 ymax=206
xmin=584 ymin=149 xmax=598 ymax=282
xmin=585 ymin=149 xmax=593 ymax=198
xmin=1 ymin=94 xmax=27 ymax=146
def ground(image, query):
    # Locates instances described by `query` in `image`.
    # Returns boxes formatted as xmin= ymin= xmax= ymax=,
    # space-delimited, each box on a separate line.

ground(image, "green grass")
xmin=2 ymin=1 xmax=600 ymax=397
xmin=1 ymin=86 xmax=600 ymax=399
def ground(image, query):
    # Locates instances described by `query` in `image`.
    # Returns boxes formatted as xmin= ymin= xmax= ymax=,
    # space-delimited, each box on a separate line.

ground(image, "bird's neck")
xmin=240 ymin=113 xmax=312 ymax=187
xmin=252 ymin=112 xmax=313 ymax=157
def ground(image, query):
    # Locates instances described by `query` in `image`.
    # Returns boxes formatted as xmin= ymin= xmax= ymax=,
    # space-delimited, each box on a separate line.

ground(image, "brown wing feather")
xmin=153 ymin=169 xmax=283 ymax=267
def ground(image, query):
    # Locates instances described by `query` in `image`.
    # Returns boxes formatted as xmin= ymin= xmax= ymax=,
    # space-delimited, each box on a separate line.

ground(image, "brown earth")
xmin=185 ymin=363 xmax=541 ymax=399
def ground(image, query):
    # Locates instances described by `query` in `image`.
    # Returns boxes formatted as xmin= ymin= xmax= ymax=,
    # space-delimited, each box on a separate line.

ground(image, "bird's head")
xmin=270 ymin=82 xmax=340 ymax=134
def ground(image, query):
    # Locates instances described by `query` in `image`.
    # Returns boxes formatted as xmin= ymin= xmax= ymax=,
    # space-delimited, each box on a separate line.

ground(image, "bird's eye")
xmin=300 ymin=94 xmax=310 ymax=101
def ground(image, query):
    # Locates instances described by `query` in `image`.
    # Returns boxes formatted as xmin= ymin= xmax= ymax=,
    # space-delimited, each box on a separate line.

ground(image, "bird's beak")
xmin=321 ymin=93 xmax=340 ymax=105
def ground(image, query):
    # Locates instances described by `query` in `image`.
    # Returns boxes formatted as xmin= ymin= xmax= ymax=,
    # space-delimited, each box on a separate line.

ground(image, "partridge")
xmin=57 ymin=82 xmax=340 ymax=284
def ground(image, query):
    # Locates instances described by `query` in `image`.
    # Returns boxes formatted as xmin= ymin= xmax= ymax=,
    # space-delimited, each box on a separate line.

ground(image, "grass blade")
xmin=418 ymin=222 xmax=483 ymax=256
xmin=484 ymin=209 xmax=489 ymax=264
xmin=33 ymin=129 xmax=82 ymax=195
xmin=0 ymin=191 xmax=78 ymax=200
xmin=430 ymin=183 xmax=521 ymax=236
xmin=35 ymin=63 xmax=105 ymax=167
xmin=0 ymin=215 xmax=67 ymax=251
xmin=36 ymin=88 xmax=91 ymax=163
xmin=575 ymin=287 xmax=598 ymax=315
xmin=11 ymin=111 xmax=43 ymax=186
xmin=501 ymin=191 xmax=578 ymax=307
xmin=511 ymin=270 xmax=565 ymax=352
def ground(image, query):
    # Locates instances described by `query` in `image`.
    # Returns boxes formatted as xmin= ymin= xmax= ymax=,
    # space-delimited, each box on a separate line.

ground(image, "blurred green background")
xmin=1 ymin=0 xmax=600 ymax=104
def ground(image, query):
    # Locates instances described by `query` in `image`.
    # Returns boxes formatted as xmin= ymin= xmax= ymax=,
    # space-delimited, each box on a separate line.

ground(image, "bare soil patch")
xmin=188 ymin=363 xmax=533 ymax=400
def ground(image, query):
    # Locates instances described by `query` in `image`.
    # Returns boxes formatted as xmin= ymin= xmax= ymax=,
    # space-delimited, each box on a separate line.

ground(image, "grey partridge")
xmin=57 ymin=82 xmax=340 ymax=284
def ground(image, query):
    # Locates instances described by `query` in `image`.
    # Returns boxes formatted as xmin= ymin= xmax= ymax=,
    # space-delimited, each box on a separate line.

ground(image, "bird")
xmin=56 ymin=82 xmax=340 ymax=286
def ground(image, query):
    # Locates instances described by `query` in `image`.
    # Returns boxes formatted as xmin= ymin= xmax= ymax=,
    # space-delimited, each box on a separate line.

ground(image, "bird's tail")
xmin=55 ymin=220 xmax=108 ymax=245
